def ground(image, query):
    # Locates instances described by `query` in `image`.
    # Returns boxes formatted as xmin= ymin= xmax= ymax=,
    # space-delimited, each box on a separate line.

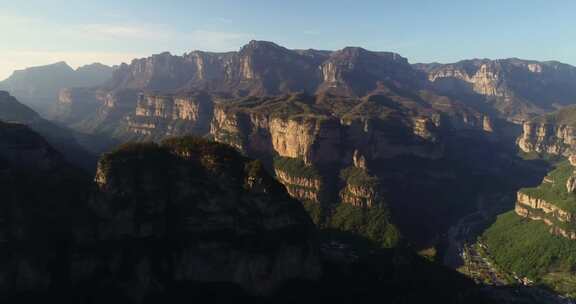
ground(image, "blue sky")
xmin=1 ymin=0 xmax=575 ymax=79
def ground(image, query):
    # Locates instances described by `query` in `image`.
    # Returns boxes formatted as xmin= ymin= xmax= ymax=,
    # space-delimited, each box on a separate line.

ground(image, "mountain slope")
xmin=0 ymin=62 xmax=112 ymax=115
xmin=417 ymin=59 xmax=576 ymax=121
xmin=0 ymin=91 xmax=96 ymax=169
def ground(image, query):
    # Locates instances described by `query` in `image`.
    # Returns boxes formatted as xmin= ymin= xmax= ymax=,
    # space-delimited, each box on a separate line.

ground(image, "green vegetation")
xmin=302 ymin=201 xmax=323 ymax=226
xmin=214 ymin=129 xmax=244 ymax=148
xmin=542 ymin=272 xmax=576 ymax=298
xmin=534 ymin=105 xmax=576 ymax=127
xmin=221 ymin=94 xmax=328 ymax=120
xmin=483 ymin=211 xmax=576 ymax=281
xmin=340 ymin=166 xmax=379 ymax=188
xmin=519 ymin=160 xmax=576 ymax=212
xmin=330 ymin=203 xmax=400 ymax=248
xmin=273 ymin=156 xmax=320 ymax=179
xmin=100 ymin=136 xmax=246 ymax=180
xmin=517 ymin=150 xmax=564 ymax=163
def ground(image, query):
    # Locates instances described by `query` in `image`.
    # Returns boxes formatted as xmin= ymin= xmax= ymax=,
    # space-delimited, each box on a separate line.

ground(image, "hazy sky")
xmin=1 ymin=0 xmax=575 ymax=80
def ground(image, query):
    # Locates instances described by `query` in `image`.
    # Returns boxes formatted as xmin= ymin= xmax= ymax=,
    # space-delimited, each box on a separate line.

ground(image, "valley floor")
xmin=441 ymin=190 xmax=576 ymax=303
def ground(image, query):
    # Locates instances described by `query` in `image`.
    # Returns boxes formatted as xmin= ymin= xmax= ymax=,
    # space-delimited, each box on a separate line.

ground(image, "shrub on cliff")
xmin=273 ymin=156 xmax=320 ymax=179
xmin=330 ymin=203 xmax=400 ymax=248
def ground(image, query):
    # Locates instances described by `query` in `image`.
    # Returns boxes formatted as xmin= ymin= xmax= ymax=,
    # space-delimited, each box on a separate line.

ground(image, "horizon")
xmin=2 ymin=0 xmax=576 ymax=80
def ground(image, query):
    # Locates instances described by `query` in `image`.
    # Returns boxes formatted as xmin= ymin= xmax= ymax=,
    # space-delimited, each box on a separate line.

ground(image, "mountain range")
xmin=3 ymin=40 xmax=576 ymax=301
xmin=0 ymin=61 xmax=113 ymax=116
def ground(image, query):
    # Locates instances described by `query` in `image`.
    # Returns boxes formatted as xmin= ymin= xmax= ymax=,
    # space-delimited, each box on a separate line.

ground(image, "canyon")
xmin=5 ymin=40 xmax=576 ymax=301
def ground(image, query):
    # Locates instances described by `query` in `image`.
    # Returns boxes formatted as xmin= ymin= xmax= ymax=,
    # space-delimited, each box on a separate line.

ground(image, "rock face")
xmin=0 ymin=62 xmax=112 ymax=115
xmin=514 ymin=160 xmax=576 ymax=240
xmin=517 ymin=106 xmax=576 ymax=156
xmin=200 ymin=91 xmax=499 ymax=227
xmin=417 ymin=59 xmax=576 ymax=121
xmin=53 ymin=41 xmax=494 ymax=142
xmin=317 ymin=47 xmax=423 ymax=96
xmin=124 ymin=92 xmax=213 ymax=139
xmin=275 ymin=168 xmax=323 ymax=203
xmin=0 ymin=134 xmax=321 ymax=300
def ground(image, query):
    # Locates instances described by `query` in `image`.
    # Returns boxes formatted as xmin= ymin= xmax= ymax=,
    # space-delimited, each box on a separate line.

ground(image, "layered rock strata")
xmin=514 ymin=161 xmax=576 ymax=239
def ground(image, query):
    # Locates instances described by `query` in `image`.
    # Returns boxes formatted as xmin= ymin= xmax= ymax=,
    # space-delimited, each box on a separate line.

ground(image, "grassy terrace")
xmin=519 ymin=160 xmax=576 ymax=213
xmin=518 ymin=203 xmax=576 ymax=231
xmin=273 ymin=156 xmax=321 ymax=180
xmin=220 ymin=94 xmax=329 ymax=120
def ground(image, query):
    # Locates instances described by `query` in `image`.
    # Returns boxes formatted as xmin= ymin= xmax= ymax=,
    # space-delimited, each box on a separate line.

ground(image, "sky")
xmin=1 ymin=0 xmax=575 ymax=80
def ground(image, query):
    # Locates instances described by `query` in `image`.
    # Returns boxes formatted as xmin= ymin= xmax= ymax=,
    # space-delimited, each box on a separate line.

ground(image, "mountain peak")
xmin=240 ymin=40 xmax=286 ymax=53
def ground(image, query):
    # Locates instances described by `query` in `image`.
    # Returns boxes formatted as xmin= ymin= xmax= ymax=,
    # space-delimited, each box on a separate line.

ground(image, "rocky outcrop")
xmin=207 ymin=92 xmax=493 ymax=210
xmin=517 ymin=107 xmax=576 ymax=155
xmin=208 ymin=94 xmax=483 ymax=166
xmin=515 ymin=196 xmax=576 ymax=240
xmin=275 ymin=169 xmax=323 ymax=203
xmin=517 ymin=122 xmax=575 ymax=155
xmin=516 ymin=192 xmax=573 ymax=223
xmin=317 ymin=47 xmax=423 ymax=96
xmin=514 ymin=160 xmax=576 ymax=240
xmin=125 ymin=92 xmax=213 ymax=139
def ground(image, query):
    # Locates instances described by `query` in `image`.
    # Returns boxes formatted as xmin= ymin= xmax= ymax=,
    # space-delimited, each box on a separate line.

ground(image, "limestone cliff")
xmin=418 ymin=59 xmax=576 ymax=121
xmin=53 ymin=41 xmax=495 ymax=143
xmin=517 ymin=106 xmax=576 ymax=156
xmin=275 ymin=168 xmax=323 ymax=203
xmin=514 ymin=160 xmax=576 ymax=239
xmin=208 ymin=93 xmax=492 ymax=212
xmin=124 ymin=92 xmax=213 ymax=140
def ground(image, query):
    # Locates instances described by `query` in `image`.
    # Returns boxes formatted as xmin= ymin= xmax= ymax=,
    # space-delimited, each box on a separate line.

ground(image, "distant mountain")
xmin=416 ymin=59 xmax=576 ymax=121
xmin=53 ymin=41 xmax=485 ymax=138
xmin=0 ymin=61 xmax=112 ymax=115
xmin=0 ymin=90 xmax=97 ymax=169
xmin=54 ymin=41 xmax=576 ymax=137
xmin=96 ymin=40 xmax=421 ymax=97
